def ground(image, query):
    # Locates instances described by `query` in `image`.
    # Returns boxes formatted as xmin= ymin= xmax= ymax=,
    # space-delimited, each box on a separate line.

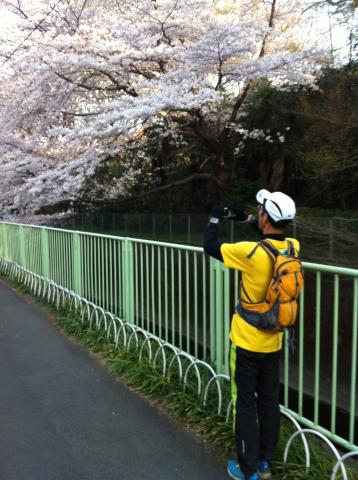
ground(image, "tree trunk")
xmin=269 ymin=157 xmax=285 ymax=191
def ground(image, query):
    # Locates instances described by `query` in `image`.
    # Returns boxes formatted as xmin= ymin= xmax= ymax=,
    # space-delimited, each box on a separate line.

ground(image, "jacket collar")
xmin=261 ymin=233 xmax=286 ymax=241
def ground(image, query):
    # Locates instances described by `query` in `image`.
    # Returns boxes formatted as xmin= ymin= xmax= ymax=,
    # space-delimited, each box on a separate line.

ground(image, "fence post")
xmin=19 ymin=225 xmax=27 ymax=269
xmin=329 ymin=219 xmax=334 ymax=259
xmin=1 ymin=223 xmax=8 ymax=260
xmin=122 ymin=238 xmax=135 ymax=323
xmin=209 ymin=257 xmax=230 ymax=374
xmin=169 ymin=215 xmax=173 ymax=240
xmin=73 ymin=232 xmax=82 ymax=296
xmin=41 ymin=228 xmax=50 ymax=279
xmin=230 ymin=221 xmax=234 ymax=242
xmin=292 ymin=220 xmax=297 ymax=239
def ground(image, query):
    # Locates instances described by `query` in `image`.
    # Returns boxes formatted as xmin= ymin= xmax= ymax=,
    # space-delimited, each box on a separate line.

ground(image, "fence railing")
xmin=0 ymin=221 xmax=357 ymax=453
xmin=55 ymin=212 xmax=358 ymax=267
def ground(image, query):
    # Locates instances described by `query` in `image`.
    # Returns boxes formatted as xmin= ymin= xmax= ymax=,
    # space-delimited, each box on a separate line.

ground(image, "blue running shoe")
xmin=227 ymin=460 xmax=259 ymax=480
xmin=257 ymin=460 xmax=272 ymax=479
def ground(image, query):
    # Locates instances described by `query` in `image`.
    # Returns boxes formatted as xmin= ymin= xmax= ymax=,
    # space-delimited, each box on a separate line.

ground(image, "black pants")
xmin=229 ymin=344 xmax=281 ymax=477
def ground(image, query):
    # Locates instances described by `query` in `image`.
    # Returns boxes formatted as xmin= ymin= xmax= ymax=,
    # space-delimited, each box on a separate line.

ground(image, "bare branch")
xmin=3 ymin=0 xmax=48 ymax=32
xmin=97 ymin=69 xmax=138 ymax=97
xmin=60 ymin=110 xmax=103 ymax=117
xmin=229 ymin=0 xmax=277 ymax=123
xmin=259 ymin=0 xmax=277 ymax=57
xmin=76 ymin=0 xmax=88 ymax=27
xmin=55 ymin=70 xmax=138 ymax=96
xmin=228 ymin=80 xmax=253 ymax=124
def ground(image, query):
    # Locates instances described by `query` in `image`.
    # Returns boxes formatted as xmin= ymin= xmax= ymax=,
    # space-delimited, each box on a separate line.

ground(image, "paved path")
xmin=0 ymin=280 xmax=225 ymax=480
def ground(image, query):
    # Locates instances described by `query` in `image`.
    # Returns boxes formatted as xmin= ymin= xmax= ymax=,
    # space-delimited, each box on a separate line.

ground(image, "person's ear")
xmin=261 ymin=212 xmax=269 ymax=226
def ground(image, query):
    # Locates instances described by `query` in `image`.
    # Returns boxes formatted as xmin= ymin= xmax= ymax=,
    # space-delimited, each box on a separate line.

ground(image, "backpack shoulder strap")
xmin=259 ymin=240 xmax=280 ymax=261
xmin=286 ymin=239 xmax=299 ymax=258
xmin=247 ymin=240 xmax=278 ymax=261
xmin=247 ymin=243 xmax=262 ymax=259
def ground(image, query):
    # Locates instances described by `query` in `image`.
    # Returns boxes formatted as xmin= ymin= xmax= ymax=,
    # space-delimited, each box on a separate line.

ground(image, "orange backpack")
xmin=236 ymin=240 xmax=304 ymax=331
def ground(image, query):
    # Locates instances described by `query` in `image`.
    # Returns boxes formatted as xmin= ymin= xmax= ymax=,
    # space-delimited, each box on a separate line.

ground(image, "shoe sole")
xmin=227 ymin=466 xmax=243 ymax=480
xmin=258 ymin=473 xmax=272 ymax=479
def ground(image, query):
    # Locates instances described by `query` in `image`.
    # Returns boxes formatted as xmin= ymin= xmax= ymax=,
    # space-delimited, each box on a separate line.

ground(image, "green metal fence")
xmin=56 ymin=212 xmax=358 ymax=268
xmin=0 ymin=221 xmax=357 ymax=452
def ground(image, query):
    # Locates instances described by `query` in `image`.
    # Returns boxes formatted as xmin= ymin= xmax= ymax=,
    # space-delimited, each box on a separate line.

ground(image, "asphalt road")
xmin=0 ymin=280 xmax=225 ymax=480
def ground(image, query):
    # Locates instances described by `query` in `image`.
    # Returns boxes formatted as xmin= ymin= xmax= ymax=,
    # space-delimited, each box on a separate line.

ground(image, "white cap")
xmin=256 ymin=189 xmax=296 ymax=222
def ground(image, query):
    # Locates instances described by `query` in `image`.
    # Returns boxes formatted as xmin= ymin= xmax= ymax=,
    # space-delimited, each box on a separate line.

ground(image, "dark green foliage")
xmin=238 ymin=64 xmax=358 ymax=209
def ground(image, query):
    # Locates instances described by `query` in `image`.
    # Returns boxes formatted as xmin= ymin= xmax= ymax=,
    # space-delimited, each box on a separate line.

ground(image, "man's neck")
xmin=261 ymin=225 xmax=285 ymax=240
xmin=262 ymin=226 xmax=284 ymax=235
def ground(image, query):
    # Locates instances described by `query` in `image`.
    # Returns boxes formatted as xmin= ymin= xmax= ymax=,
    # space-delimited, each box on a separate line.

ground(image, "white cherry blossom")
xmin=0 ymin=0 xmax=329 ymax=214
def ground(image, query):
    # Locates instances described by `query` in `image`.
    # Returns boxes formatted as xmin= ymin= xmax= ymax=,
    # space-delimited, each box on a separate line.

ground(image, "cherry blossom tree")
xmin=0 ymin=0 xmax=327 ymax=215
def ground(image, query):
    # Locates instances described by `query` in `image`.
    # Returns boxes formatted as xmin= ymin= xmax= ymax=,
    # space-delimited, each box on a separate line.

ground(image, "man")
xmin=203 ymin=189 xmax=299 ymax=480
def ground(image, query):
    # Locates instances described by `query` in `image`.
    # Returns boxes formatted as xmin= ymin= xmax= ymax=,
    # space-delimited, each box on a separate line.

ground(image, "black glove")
xmin=210 ymin=205 xmax=228 ymax=222
xmin=227 ymin=204 xmax=248 ymax=222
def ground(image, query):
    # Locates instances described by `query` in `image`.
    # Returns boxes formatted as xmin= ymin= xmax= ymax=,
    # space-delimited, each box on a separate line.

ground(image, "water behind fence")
xmin=0 ymin=221 xmax=357 ymax=452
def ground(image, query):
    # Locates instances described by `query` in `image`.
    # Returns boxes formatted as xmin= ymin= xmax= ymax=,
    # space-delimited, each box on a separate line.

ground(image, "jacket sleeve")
xmin=203 ymin=223 xmax=224 ymax=262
